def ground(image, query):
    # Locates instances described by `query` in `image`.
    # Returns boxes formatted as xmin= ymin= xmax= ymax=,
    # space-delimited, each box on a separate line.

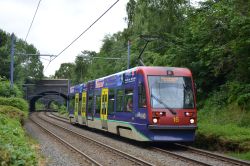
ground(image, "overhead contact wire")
xmin=50 ymin=0 xmax=120 ymax=62
xmin=25 ymin=0 xmax=42 ymax=42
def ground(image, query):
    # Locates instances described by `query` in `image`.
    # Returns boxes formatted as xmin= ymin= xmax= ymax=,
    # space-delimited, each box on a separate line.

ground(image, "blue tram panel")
xmin=67 ymin=66 xmax=197 ymax=142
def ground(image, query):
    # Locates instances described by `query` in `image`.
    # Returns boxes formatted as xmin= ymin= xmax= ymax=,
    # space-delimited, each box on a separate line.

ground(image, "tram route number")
xmin=173 ymin=116 xmax=179 ymax=123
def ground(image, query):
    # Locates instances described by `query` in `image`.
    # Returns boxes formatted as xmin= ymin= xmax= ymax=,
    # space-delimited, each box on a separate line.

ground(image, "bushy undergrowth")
xmin=0 ymin=97 xmax=28 ymax=112
xmin=196 ymin=85 xmax=250 ymax=160
xmin=0 ymin=106 xmax=37 ymax=166
xmin=0 ymin=81 xmax=23 ymax=98
xmin=199 ymin=103 xmax=250 ymax=128
xmin=58 ymin=105 xmax=68 ymax=115
xmin=203 ymin=81 xmax=250 ymax=111
xmin=35 ymin=101 xmax=45 ymax=110
xmin=229 ymin=151 xmax=250 ymax=162
xmin=50 ymin=102 xmax=68 ymax=115
xmin=0 ymin=105 xmax=27 ymax=124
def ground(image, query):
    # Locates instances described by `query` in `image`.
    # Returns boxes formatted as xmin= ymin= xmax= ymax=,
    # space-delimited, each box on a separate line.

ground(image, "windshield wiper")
xmin=183 ymin=84 xmax=192 ymax=92
xmin=151 ymin=94 xmax=176 ymax=115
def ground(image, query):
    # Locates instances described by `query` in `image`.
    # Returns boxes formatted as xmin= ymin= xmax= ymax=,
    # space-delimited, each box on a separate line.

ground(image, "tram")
xmin=68 ymin=66 xmax=197 ymax=142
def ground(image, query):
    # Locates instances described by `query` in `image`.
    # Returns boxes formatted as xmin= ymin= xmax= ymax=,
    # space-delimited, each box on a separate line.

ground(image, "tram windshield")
xmin=148 ymin=76 xmax=194 ymax=109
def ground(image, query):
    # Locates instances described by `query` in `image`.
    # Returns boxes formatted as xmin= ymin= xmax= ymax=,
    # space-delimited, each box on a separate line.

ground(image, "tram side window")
xmin=139 ymin=84 xmax=146 ymax=108
xmin=95 ymin=95 xmax=101 ymax=114
xmin=116 ymin=89 xmax=124 ymax=112
xmin=125 ymin=88 xmax=133 ymax=112
xmin=79 ymin=94 xmax=82 ymax=102
xmin=108 ymin=89 xmax=115 ymax=114
xmin=87 ymin=94 xmax=93 ymax=114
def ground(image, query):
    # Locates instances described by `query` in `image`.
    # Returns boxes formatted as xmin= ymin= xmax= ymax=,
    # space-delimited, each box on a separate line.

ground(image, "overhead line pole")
xmin=10 ymin=33 xmax=15 ymax=89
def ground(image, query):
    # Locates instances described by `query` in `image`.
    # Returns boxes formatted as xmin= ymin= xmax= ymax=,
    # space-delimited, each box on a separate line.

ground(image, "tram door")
xmin=100 ymin=88 xmax=108 ymax=130
xmin=74 ymin=93 xmax=79 ymax=122
xmin=81 ymin=91 xmax=87 ymax=125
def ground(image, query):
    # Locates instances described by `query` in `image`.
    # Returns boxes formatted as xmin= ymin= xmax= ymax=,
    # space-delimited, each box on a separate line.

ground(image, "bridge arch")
xmin=23 ymin=79 xmax=69 ymax=112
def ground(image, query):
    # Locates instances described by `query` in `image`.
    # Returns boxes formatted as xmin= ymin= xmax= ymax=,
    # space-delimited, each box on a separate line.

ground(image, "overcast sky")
xmin=0 ymin=0 xmax=202 ymax=77
xmin=0 ymin=0 xmax=129 ymax=76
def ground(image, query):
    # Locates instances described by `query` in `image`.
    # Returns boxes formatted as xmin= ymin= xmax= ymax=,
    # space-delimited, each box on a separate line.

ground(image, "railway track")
xmin=48 ymin=111 xmax=250 ymax=166
xmin=174 ymin=144 xmax=250 ymax=166
xmin=50 ymin=111 xmax=69 ymax=121
xmin=152 ymin=146 xmax=250 ymax=166
xmin=151 ymin=147 xmax=211 ymax=166
xmin=30 ymin=114 xmax=101 ymax=166
xmin=33 ymin=112 xmax=154 ymax=166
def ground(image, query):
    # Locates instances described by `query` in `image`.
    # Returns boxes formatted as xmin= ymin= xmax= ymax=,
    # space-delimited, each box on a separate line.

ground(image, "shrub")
xmin=225 ymin=82 xmax=250 ymax=108
xmin=0 ymin=105 xmax=27 ymax=123
xmin=0 ymin=97 xmax=28 ymax=112
xmin=202 ymin=81 xmax=250 ymax=110
xmin=0 ymin=81 xmax=23 ymax=98
xmin=237 ymin=93 xmax=250 ymax=110
xmin=58 ymin=105 xmax=68 ymax=115
xmin=0 ymin=106 xmax=37 ymax=165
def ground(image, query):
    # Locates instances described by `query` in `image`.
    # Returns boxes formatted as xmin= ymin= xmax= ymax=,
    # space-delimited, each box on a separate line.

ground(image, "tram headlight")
xmin=190 ymin=118 xmax=195 ymax=124
xmin=153 ymin=118 xmax=158 ymax=124
xmin=185 ymin=112 xmax=194 ymax=117
xmin=153 ymin=111 xmax=166 ymax=117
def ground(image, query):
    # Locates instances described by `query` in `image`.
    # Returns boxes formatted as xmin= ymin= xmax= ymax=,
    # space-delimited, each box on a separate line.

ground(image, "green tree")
xmin=164 ymin=0 xmax=250 ymax=99
xmin=0 ymin=29 xmax=44 ymax=85
xmin=54 ymin=63 xmax=75 ymax=80
xmin=74 ymin=50 xmax=97 ymax=83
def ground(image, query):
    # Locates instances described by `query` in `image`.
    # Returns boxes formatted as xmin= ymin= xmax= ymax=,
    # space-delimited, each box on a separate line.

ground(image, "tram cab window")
xmin=125 ymin=89 xmax=133 ymax=112
xmin=138 ymin=83 xmax=146 ymax=108
xmin=108 ymin=89 xmax=115 ymax=114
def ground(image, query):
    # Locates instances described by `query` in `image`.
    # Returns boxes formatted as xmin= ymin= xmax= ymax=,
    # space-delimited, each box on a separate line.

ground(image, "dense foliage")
xmin=0 ymin=29 xmax=44 ymax=86
xmin=0 ymin=51 xmax=40 ymax=165
xmin=0 ymin=80 xmax=23 ymax=98
xmin=0 ymin=97 xmax=28 ymax=113
xmin=0 ymin=106 xmax=37 ymax=166
xmin=0 ymin=86 xmax=39 ymax=165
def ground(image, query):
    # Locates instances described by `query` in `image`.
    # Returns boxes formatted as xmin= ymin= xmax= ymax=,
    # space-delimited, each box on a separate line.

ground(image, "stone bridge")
xmin=23 ymin=79 xmax=69 ymax=111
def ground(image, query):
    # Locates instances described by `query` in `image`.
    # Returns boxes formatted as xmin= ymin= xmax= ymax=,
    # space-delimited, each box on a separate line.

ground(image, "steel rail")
xmin=30 ymin=115 xmax=102 ymax=166
xmin=50 ymin=112 xmax=69 ymax=121
xmin=175 ymin=143 xmax=250 ymax=166
xmin=152 ymin=147 xmax=211 ymax=166
xmin=41 ymin=112 xmax=154 ymax=166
